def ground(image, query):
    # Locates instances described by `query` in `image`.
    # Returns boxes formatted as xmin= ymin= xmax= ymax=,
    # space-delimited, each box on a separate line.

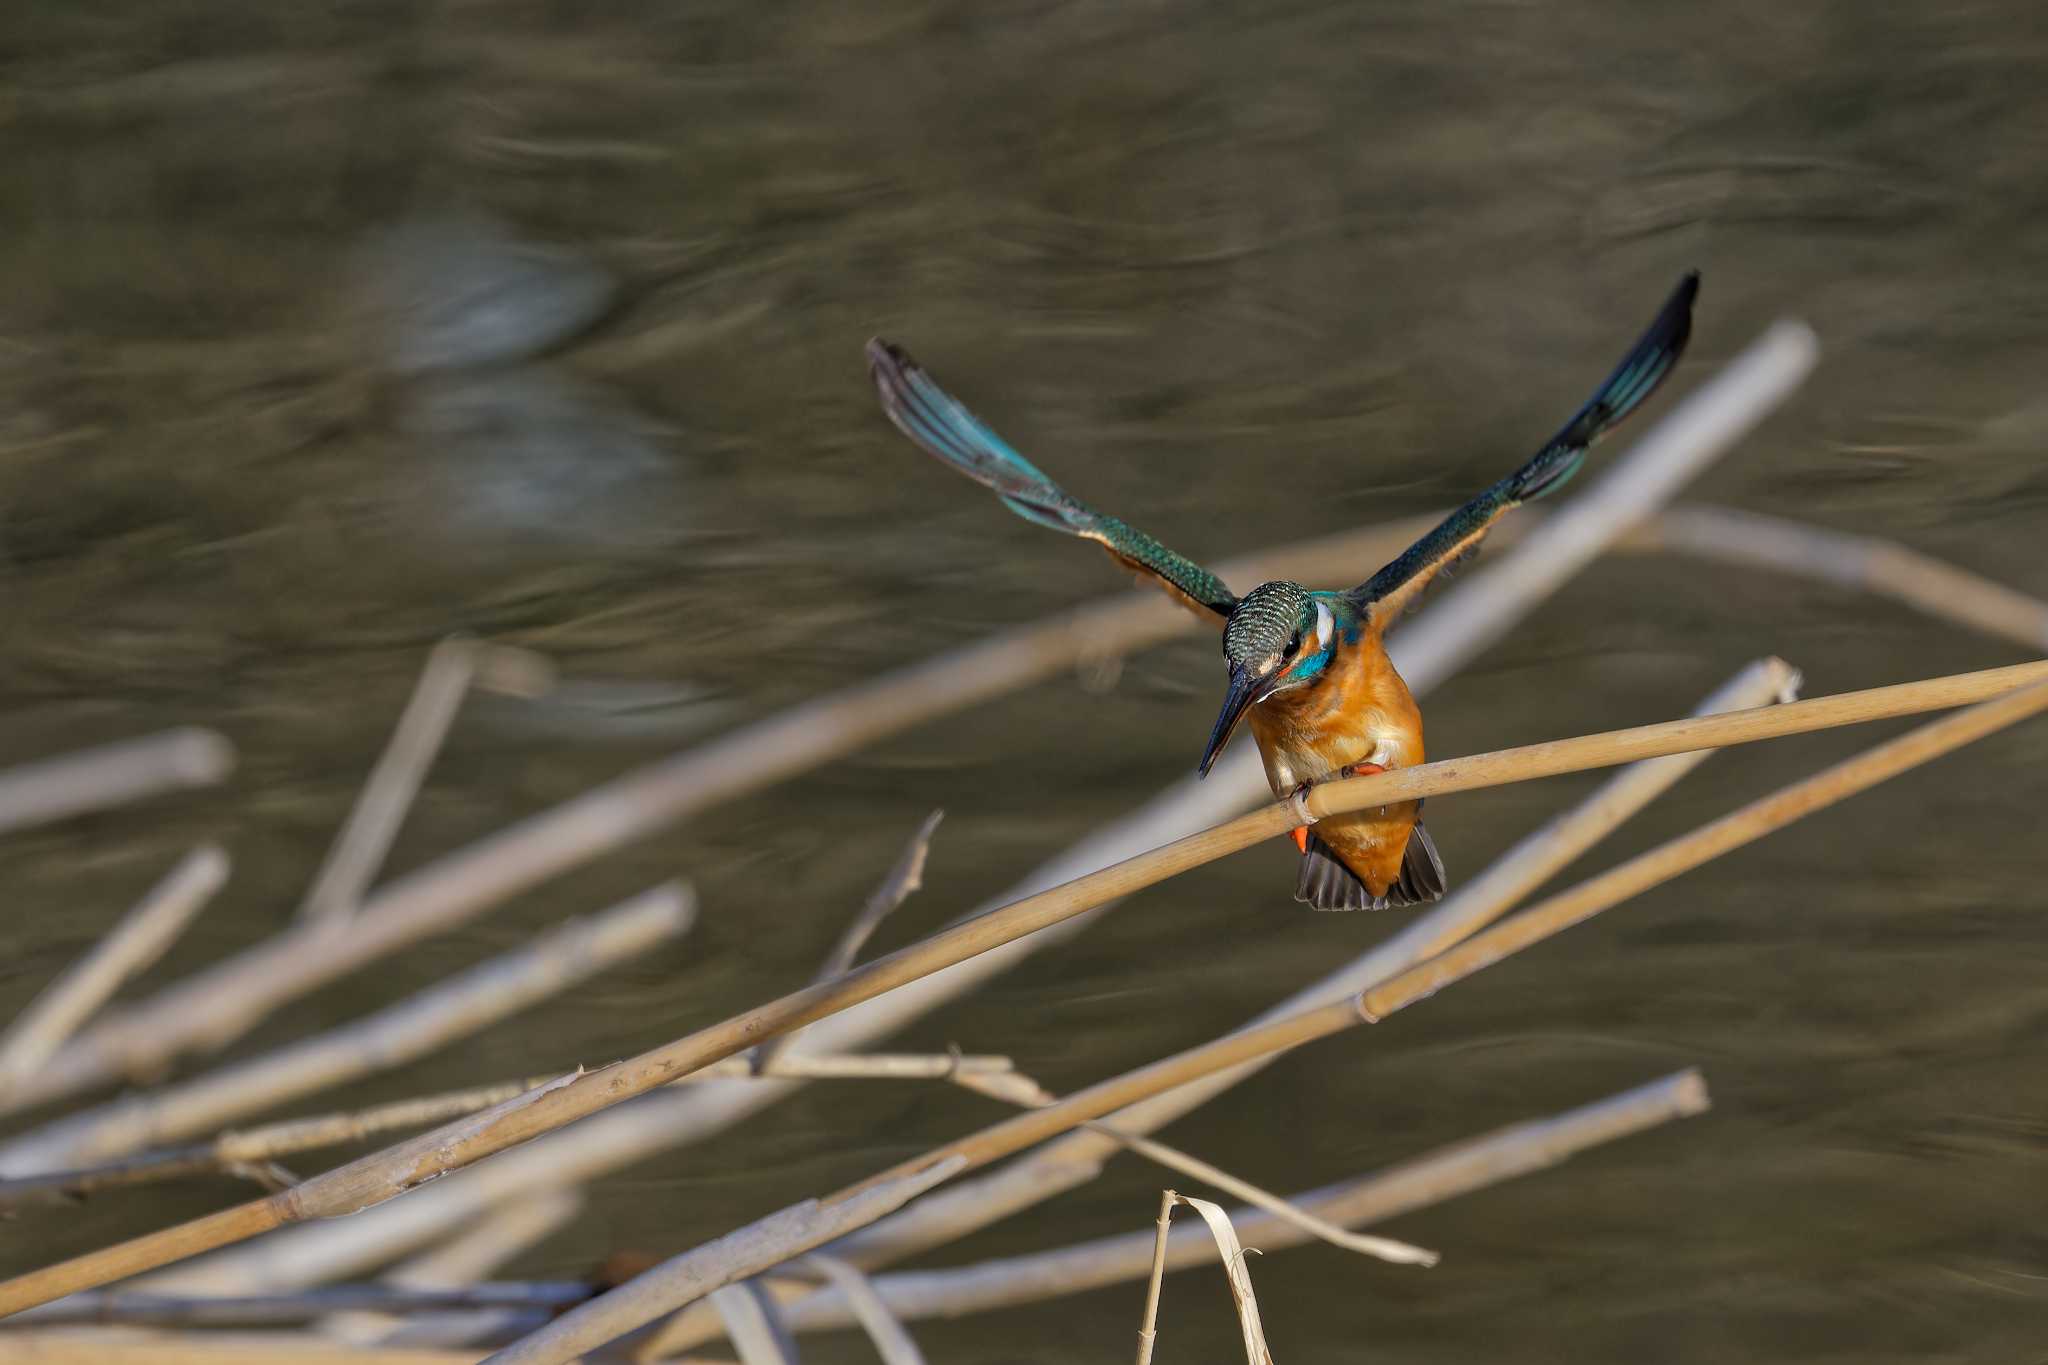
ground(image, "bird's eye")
xmin=1286 ymin=632 xmax=1302 ymax=655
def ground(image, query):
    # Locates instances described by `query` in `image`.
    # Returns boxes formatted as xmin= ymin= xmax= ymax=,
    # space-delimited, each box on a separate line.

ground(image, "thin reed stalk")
xmin=491 ymin=1159 xmax=970 ymax=1365
xmin=0 ymin=728 xmax=234 ymax=837
xmin=514 ymin=992 xmax=1393 ymax=1365
xmin=0 ymin=847 xmax=228 ymax=1098
xmin=0 ymin=1331 xmax=491 ymax=1363
xmin=298 ymin=641 xmax=551 ymax=925
xmin=0 ymin=884 xmax=694 ymax=1173
xmin=333 ymin=1192 xmax=588 ymax=1350
xmin=1134 ymin=1190 xmax=1172 ymax=1365
xmin=11 ymin=1283 xmax=592 ymax=1328
xmin=0 ymin=1052 xmax=1014 ymax=1212
xmin=758 ymin=1070 xmax=1708 ymax=1339
xmin=752 ymin=809 xmax=943 ymax=1075
xmin=1080 ymin=1122 xmax=1437 ymax=1267
xmin=798 ymin=1257 xmax=925 ymax=1365
xmin=1356 ymin=677 xmax=2048 ymax=1021
xmin=707 ymin=1283 xmax=799 ymax=1365
xmin=1619 ymin=504 xmax=2048 ymax=651
xmin=3 ymin=661 xmax=2040 ymax=1315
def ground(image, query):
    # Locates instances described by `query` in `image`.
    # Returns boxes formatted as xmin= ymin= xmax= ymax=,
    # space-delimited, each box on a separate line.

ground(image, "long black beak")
xmin=1197 ymin=663 xmax=1262 ymax=777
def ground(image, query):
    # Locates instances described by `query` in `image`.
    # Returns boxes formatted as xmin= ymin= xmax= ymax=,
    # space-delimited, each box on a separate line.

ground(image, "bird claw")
xmin=1350 ymin=761 xmax=1387 ymax=778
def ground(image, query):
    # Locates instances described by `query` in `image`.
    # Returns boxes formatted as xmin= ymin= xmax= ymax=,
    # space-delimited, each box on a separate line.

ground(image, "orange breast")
xmin=1246 ymin=639 xmax=1425 ymax=897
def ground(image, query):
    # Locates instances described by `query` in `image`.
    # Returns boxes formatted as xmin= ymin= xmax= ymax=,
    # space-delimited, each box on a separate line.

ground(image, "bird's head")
xmin=1198 ymin=580 xmax=1339 ymax=776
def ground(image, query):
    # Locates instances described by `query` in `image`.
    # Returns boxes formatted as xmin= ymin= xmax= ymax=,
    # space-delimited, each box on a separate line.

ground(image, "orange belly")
xmin=1246 ymin=639 xmax=1424 ymax=898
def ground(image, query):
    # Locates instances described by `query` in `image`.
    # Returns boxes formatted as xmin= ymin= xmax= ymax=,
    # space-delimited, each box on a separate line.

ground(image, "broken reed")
xmin=2 ymin=659 xmax=2044 ymax=1317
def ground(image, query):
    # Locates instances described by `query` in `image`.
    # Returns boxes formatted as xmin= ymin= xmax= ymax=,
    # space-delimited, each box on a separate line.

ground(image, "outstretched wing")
xmin=1350 ymin=271 xmax=1700 ymax=628
xmin=867 ymin=339 xmax=1239 ymax=624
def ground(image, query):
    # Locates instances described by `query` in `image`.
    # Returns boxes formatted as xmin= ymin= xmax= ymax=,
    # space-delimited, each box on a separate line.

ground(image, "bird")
xmin=866 ymin=272 xmax=1699 ymax=911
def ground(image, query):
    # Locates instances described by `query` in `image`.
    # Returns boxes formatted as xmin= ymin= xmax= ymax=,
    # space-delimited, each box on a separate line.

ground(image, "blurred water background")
xmin=2 ymin=2 xmax=2045 ymax=1360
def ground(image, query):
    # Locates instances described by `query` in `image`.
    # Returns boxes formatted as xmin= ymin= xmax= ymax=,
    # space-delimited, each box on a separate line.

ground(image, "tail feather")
xmin=1294 ymin=821 xmax=1448 ymax=912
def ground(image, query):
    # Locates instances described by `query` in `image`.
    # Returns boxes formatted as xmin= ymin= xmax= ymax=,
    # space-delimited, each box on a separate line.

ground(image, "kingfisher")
xmin=867 ymin=272 xmax=1698 ymax=910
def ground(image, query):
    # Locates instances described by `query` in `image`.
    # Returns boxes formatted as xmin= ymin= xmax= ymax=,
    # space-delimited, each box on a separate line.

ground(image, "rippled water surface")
xmin=2 ymin=3 xmax=2046 ymax=1359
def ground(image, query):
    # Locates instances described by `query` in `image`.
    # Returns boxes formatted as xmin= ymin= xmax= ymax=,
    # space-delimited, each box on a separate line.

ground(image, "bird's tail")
xmin=1504 ymin=269 xmax=1700 ymax=504
xmin=866 ymin=339 xmax=1084 ymax=534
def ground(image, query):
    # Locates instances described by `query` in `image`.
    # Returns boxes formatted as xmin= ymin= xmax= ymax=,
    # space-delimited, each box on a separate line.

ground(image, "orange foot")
xmin=1350 ymin=761 xmax=1387 ymax=777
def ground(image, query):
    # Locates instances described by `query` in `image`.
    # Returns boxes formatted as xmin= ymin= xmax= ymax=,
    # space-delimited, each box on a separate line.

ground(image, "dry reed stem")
xmin=6 ymin=660 xmax=2038 ymax=1316
xmin=797 ymin=1257 xmax=925 ymax=1365
xmin=0 ymin=885 xmax=694 ymax=1174
xmin=1081 ymin=1122 xmax=1437 ymax=1267
xmin=761 ymin=1070 xmax=1708 ymax=1339
xmin=11 ymin=1283 xmax=593 ymax=1328
xmin=2 ymin=322 xmax=1818 ymax=1117
xmin=0 ymin=1053 xmax=1013 ymax=1211
xmin=604 ymin=995 xmax=1390 ymax=1364
xmin=0 ymin=847 xmax=228 ymax=1098
xmin=1134 ymin=1189 xmax=1173 ymax=1365
xmin=488 ymin=1158 xmax=969 ymax=1365
xmin=838 ymin=659 xmax=1795 ymax=1271
xmin=0 ymin=728 xmax=235 ymax=838
xmin=0 ymin=1331 xmax=488 ymax=1363
xmin=1619 ymin=504 xmax=2048 ymax=651
xmin=1166 ymin=1193 xmax=1274 ymax=1365
xmin=0 ymin=1082 xmax=549 ymax=1211
xmin=753 ymin=809 xmax=943 ymax=1074
xmin=327 ymin=1191 xmax=588 ymax=1349
xmin=298 ymin=641 xmax=552 ymax=926
xmin=1356 ymin=678 xmax=2048 ymax=1020
xmin=706 ymin=1283 xmax=799 ymax=1365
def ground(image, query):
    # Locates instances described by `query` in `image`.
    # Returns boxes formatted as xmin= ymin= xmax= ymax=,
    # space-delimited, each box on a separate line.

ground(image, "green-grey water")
xmin=2 ymin=2 xmax=2046 ymax=1359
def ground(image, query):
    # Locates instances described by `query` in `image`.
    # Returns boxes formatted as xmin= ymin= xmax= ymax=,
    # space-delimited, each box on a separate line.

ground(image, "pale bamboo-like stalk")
xmin=753 ymin=809 xmax=943 ymax=1075
xmin=11 ymin=1282 xmax=592 ymax=1328
xmin=543 ymin=994 xmax=1388 ymax=1365
xmin=5 ymin=660 xmax=2042 ymax=1315
xmin=0 ymin=847 xmax=228 ymax=1097
xmin=761 ymin=1070 xmax=1708 ymax=1338
xmin=797 ymin=1257 xmax=924 ymax=1365
xmin=1618 ymin=504 xmax=2048 ymax=651
xmin=706 ymin=1283 xmax=799 ymax=1365
xmin=0 ymin=728 xmax=235 ymax=838
xmin=331 ymin=1191 xmax=587 ymax=1349
xmin=0 ymin=1330 xmax=491 ymax=1363
xmin=298 ymin=641 xmax=552 ymax=925
xmin=835 ymin=658 xmax=1796 ymax=1265
xmin=1357 ymin=677 xmax=2048 ymax=1020
xmin=1134 ymin=1189 xmax=1173 ymax=1365
xmin=1081 ymin=1122 xmax=1437 ymax=1267
xmin=0 ymin=885 xmax=694 ymax=1174
xmin=490 ymin=1159 xmax=970 ymax=1365
xmin=0 ymin=1054 xmax=1013 ymax=1212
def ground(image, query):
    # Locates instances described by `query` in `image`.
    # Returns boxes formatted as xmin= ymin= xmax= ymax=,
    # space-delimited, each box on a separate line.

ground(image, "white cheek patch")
xmin=1314 ymin=600 xmax=1333 ymax=650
